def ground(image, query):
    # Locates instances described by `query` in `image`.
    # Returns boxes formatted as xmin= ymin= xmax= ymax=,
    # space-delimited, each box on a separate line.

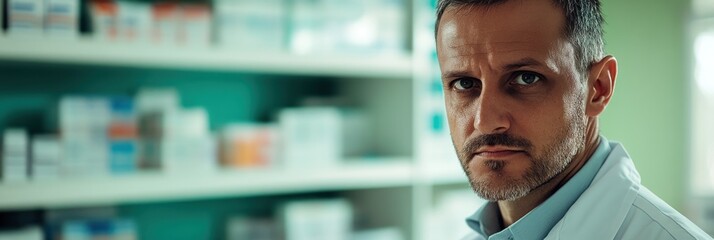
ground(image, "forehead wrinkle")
xmin=448 ymin=40 xmax=544 ymax=57
xmin=450 ymin=48 xmax=544 ymax=57
xmin=438 ymin=9 xmax=565 ymax=79
xmin=446 ymin=45 xmax=547 ymax=71
xmin=441 ymin=57 xmax=483 ymax=79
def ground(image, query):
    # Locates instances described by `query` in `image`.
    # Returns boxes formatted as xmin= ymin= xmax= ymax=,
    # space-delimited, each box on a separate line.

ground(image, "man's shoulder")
xmin=615 ymin=186 xmax=712 ymax=240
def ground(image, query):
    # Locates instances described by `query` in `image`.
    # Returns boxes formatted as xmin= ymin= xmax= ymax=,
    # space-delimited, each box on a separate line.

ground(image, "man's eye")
xmin=513 ymin=72 xmax=541 ymax=85
xmin=454 ymin=78 xmax=476 ymax=90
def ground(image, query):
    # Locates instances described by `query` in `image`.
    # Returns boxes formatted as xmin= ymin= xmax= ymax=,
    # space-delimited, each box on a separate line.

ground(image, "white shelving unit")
xmin=0 ymin=158 xmax=466 ymax=211
xmin=0 ymin=37 xmax=413 ymax=79
xmin=0 ymin=36 xmax=465 ymax=239
xmin=0 ymin=159 xmax=419 ymax=210
xmin=0 ymin=1 xmax=474 ymax=238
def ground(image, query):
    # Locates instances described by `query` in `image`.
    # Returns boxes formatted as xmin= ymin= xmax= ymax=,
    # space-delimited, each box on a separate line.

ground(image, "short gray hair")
xmin=435 ymin=0 xmax=605 ymax=74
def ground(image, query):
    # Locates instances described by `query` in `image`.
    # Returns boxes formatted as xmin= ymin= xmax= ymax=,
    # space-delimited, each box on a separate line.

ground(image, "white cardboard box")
xmin=45 ymin=0 xmax=79 ymax=37
xmin=31 ymin=135 xmax=61 ymax=180
xmin=279 ymin=107 xmax=341 ymax=169
xmin=8 ymin=0 xmax=44 ymax=36
xmin=3 ymin=128 xmax=28 ymax=157
xmin=215 ymin=0 xmax=284 ymax=52
xmin=279 ymin=107 xmax=368 ymax=169
xmin=32 ymin=135 xmax=61 ymax=165
xmin=159 ymin=136 xmax=216 ymax=173
xmin=1 ymin=164 xmax=28 ymax=182
xmin=281 ymin=199 xmax=353 ymax=240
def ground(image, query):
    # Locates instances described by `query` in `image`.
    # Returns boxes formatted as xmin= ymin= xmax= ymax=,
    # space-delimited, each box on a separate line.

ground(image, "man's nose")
xmin=474 ymin=89 xmax=511 ymax=134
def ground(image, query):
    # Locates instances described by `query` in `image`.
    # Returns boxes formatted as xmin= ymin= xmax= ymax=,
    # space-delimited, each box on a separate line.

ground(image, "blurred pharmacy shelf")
xmin=0 ymin=158 xmax=414 ymax=210
xmin=0 ymin=0 xmax=483 ymax=238
xmin=0 ymin=37 xmax=413 ymax=79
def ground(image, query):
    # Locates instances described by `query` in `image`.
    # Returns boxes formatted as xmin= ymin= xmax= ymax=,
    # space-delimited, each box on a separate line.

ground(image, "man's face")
xmin=436 ymin=0 xmax=588 ymax=201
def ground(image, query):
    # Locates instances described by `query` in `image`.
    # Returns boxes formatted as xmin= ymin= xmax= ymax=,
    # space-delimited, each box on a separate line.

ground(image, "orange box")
xmin=221 ymin=125 xmax=278 ymax=168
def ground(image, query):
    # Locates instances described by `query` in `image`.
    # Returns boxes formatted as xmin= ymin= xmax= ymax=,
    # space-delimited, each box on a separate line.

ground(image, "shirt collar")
xmin=466 ymin=136 xmax=612 ymax=239
xmin=467 ymin=201 xmax=502 ymax=236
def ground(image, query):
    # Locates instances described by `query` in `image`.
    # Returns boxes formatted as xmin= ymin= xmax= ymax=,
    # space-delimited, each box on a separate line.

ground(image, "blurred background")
xmin=0 ymin=0 xmax=712 ymax=239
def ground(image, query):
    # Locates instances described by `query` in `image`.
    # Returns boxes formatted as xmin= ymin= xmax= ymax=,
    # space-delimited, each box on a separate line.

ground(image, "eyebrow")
xmin=441 ymin=57 xmax=546 ymax=79
xmin=502 ymin=57 xmax=545 ymax=71
xmin=441 ymin=70 xmax=473 ymax=80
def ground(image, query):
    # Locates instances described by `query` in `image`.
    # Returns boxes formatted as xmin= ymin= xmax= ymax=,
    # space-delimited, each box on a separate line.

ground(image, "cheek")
xmin=564 ymin=89 xmax=588 ymax=119
xmin=525 ymin=91 xmax=585 ymax=147
xmin=445 ymin=99 xmax=474 ymax=145
xmin=510 ymin=93 xmax=569 ymax=143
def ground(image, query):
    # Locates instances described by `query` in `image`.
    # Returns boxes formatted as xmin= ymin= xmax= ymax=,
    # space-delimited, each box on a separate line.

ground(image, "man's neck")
xmin=497 ymin=119 xmax=601 ymax=227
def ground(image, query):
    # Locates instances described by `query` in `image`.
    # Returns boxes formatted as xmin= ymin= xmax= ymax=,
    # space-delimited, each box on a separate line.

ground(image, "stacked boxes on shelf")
xmin=220 ymin=124 xmax=279 ymax=169
xmin=150 ymin=2 xmax=180 ymax=44
xmin=136 ymin=88 xmax=216 ymax=173
xmin=59 ymin=96 xmax=123 ymax=176
xmin=176 ymin=3 xmax=211 ymax=47
xmin=58 ymin=89 xmax=218 ymax=177
xmin=0 ymin=89 xmax=373 ymax=181
xmin=1 ymin=129 xmax=29 ymax=182
xmin=289 ymin=0 xmax=407 ymax=55
xmin=225 ymin=199 xmax=355 ymax=240
xmin=30 ymin=135 xmax=62 ymax=180
xmin=107 ymin=97 xmax=138 ymax=174
xmin=226 ymin=198 xmax=404 ymax=240
xmin=135 ymin=88 xmax=177 ymax=170
xmin=279 ymin=107 xmax=343 ymax=169
xmin=115 ymin=1 xmax=153 ymax=43
xmin=0 ymin=218 xmax=137 ymax=240
xmin=7 ymin=0 xmax=46 ymax=35
xmin=60 ymin=218 xmax=137 ymax=240
xmin=88 ymin=0 xmax=118 ymax=40
xmin=226 ymin=216 xmax=277 ymax=240
xmin=0 ymin=0 xmax=408 ymax=56
xmin=281 ymin=199 xmax=353 ymax=240
xmin=44 ymin=0 xmax=79 ymax=37
xmin=5 ymin=0 xmax=78 ymax=36
xmin=220 ymin=106 xmax=369 ymax=170
xmin=214 ymin=0 xmax=285 ymax=52
xmin=90 ymin=0 xmax=212 ymax=46
xmin=278 ymin=107 xmax=368 ymax=169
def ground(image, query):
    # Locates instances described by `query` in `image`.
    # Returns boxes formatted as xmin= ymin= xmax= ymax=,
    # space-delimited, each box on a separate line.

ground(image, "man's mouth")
xmin=474 ymin=146 xmax=526 ymax=158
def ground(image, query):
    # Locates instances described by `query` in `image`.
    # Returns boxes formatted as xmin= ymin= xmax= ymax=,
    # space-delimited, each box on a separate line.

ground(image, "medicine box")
xmin=280 ymin=199 xmax=353 ymax=240
xmin=45 ymin=0 xmax=78 ymax=37
xmin=31 ymin=135 xmax=61 ymax=180
xmin=279 ymin=107 xmax=368 ymax=169
xmin=215 ymin=0 xmax=284 ymax=52
xmin=89 ymin=0 xmax=118 ymax=41
xmin=221 ymin=124 xmax=278 ymax=169
xmin=177 ymin=4 xmax=210 ymax=47
xmin=8 ymin=0 xmax=44 ymax=36
xmin=2 ymin=129 xmax=29 ymax=182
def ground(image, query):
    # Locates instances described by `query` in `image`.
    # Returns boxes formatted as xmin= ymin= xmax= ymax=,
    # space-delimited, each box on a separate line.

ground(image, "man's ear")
xmin=585 ymin=55 xmax=618 ymax=117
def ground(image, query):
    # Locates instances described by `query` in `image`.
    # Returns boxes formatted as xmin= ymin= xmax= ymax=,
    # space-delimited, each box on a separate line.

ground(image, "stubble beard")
xmin=458 ymin=104 xmax=587 ymax=202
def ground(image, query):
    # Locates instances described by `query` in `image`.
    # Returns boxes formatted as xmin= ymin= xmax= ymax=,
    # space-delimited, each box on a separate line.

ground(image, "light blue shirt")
xmin=465 ymin=136 xmax=612 ymax=240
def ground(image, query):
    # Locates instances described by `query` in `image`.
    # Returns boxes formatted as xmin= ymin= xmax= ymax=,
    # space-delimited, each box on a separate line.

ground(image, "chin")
xmin=469 ymin=170 xmax=533 ymax=201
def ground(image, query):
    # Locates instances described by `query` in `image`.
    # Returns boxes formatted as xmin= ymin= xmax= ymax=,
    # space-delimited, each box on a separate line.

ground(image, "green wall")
xmin=600 ymin=0 xmax=688 ymax=210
